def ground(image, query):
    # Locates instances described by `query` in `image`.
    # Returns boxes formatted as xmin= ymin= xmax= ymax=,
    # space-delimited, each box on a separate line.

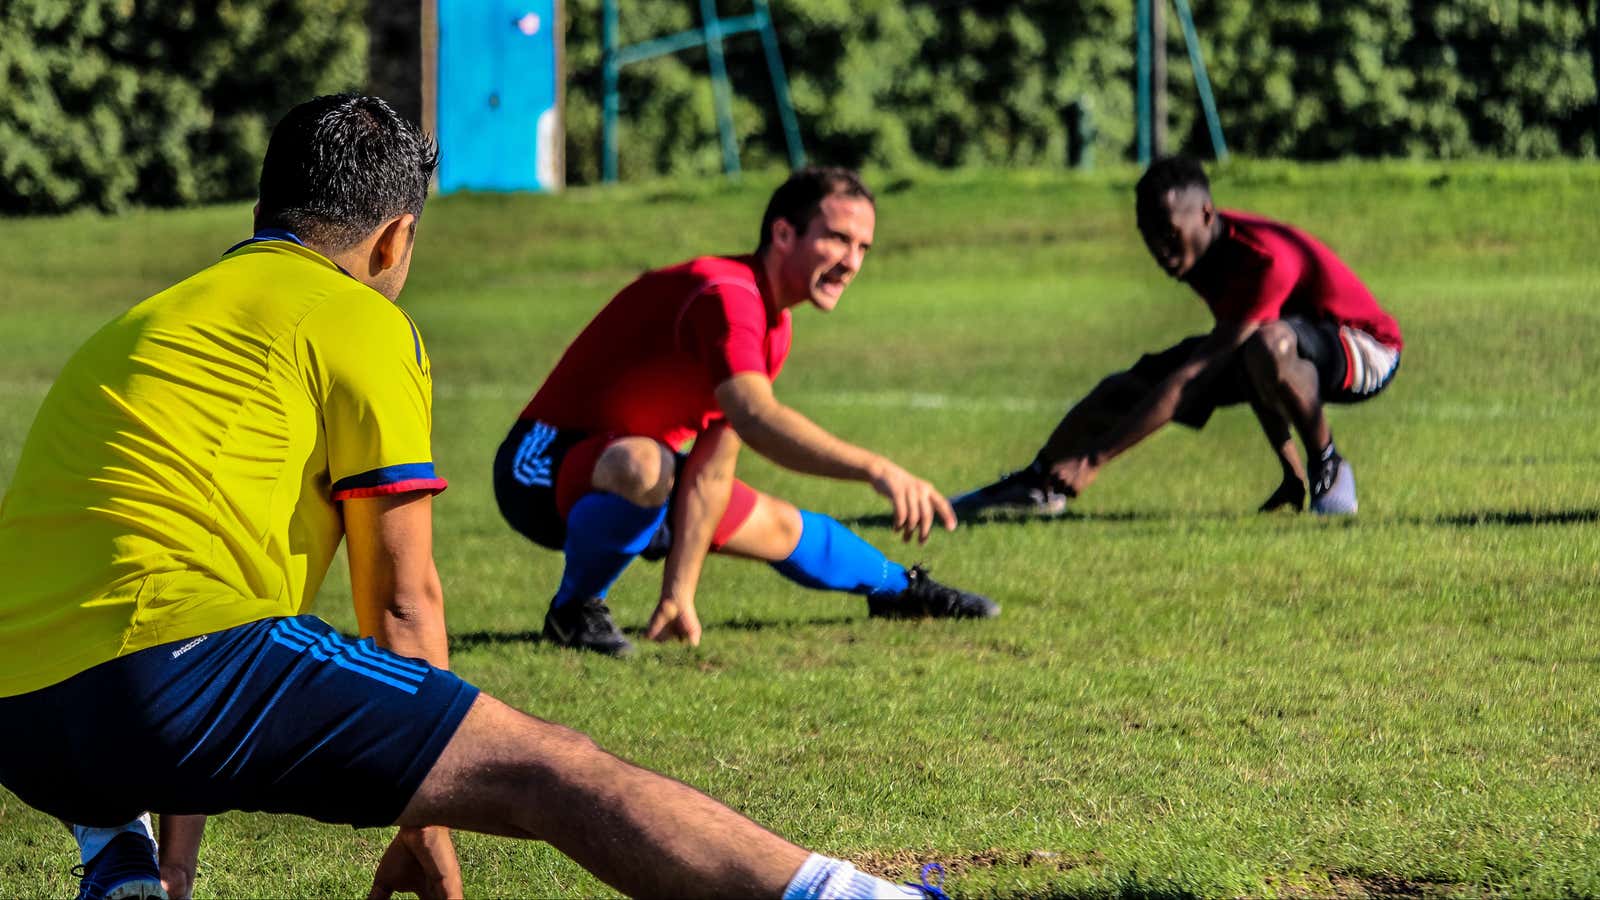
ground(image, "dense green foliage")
xmin=5 ymin=2 xmax=1598 ymax=203
xmin=568 ymin=0 xmax=1599 ymax=182
xmin=4 ymin=163 xmax=1600 ymax=896
xmin=0 ymin=0 xmax=365 ymax=214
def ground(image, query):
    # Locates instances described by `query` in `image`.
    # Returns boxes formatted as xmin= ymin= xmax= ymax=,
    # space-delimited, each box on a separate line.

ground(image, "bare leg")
xmin=398 ymin=694 xmax=809 ymax=899
xmin=1248 ymin=395 xmax=1307 ymax=512
xmin=715 ymin=491 xmax=803 ymax=562
xmin=591 ymin=437 xmax=676 ymax=505
xmin=1243 ymin=323 xmax=1331 ymax=455
xmin=1035 ymin=373 xmax=1146 ymax=466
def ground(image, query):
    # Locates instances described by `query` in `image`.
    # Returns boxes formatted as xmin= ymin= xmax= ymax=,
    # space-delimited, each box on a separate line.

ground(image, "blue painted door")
xmin=437 ymin=0 xmax=560 ymax=192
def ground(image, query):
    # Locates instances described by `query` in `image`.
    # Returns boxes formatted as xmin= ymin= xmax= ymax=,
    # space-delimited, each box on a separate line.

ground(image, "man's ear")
xmin=770 ymin=217 xmax=795 ymax=253
xmin=251 ymin=201 xmax=261 ymax=230
xmin=373 ymin=214 xmax=416 ymax=272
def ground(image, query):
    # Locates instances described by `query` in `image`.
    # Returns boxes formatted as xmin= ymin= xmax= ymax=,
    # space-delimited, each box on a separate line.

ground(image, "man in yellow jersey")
xmin=0 ymin=95 xmax=943 ymax=900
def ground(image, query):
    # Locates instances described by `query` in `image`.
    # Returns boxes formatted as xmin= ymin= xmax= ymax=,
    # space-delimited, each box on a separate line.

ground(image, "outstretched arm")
xmin=715 ymin=373 xmax=955 ymax=542
xmin=346 ymin=492 xmax=464 ymax=900
xmin=1053 ymin=319 xmax=1260 ymax=495
xmin=646 ymin=422 xmax=741 ymax=645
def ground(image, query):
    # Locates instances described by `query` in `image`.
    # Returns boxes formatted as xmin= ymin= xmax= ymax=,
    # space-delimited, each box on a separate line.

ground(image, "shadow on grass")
xmin=448 ymin=630 xmax=546 ymax=651
xmin=448 ymin=616 xmax=861 ymax=650
xmin=838 ymin=509 xmax=1161 ymax=530
xmin=1429 ymin=508 xmax=1600 ymax=528
xmin=696 ymin=615 xmax=859 ymax=633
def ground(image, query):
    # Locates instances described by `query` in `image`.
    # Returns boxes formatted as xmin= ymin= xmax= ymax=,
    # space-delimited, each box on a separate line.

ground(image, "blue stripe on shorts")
xmin=0 ymin=615 xmax=479 ymax=828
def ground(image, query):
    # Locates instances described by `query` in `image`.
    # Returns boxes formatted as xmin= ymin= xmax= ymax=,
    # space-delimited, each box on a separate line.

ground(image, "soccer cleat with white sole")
xmin=74 ymin=832 xmax=167 ymax=900
xmin=1309 ymin=457 xmax=1357 ymax=516
xmin=949 ymin=466 xmax=1068 ymax=517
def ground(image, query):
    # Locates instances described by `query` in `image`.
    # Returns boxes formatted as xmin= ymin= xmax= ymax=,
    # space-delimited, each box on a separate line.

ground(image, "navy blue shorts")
xmin=0 ymin=616 xmax=478 ymax=828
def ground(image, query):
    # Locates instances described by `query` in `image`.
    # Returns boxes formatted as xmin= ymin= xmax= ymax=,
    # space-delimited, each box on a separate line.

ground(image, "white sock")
xmin=72 ymin=812 xmax=155 ymax=865
xmin=782 ymin=853 xmax=923 ymax=900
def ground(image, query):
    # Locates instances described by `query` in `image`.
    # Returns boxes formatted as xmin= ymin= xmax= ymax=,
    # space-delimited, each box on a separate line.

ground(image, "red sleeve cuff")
xmin=333 ymin=477 xmax=448 ymax=501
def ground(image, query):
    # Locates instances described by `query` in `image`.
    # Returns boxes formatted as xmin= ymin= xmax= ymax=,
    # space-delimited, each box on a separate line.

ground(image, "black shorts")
xmin=0 ymin=616 xmax=479 ymax=828
xmin=1130 ymin=317 xmax=1400 ymax=429
xmin=493 ymin=419 xmax=600 ymax=551
xmin=493 ymin=419 xmax=675 ymax=559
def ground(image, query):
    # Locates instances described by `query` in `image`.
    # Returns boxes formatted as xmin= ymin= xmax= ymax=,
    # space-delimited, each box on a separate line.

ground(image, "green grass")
xmin=4 ymin=160 xmax=1600 ymax=898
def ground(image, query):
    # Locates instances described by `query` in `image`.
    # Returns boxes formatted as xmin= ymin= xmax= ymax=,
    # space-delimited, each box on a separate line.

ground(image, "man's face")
xmin=1137 ymin=187 xmax=1213 ymax=279
xmin=773 ymin=194 xmax=876 ymax=311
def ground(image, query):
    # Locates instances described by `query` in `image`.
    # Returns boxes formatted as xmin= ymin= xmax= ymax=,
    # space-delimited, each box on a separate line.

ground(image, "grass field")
xmin=4 ymin=161 xmax=1600 ymax=898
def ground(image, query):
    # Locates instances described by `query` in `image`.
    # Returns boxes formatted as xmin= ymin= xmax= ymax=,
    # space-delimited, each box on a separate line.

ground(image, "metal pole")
xmin=1591 ymin=0 xmax=1600 ymax=154
xmin=698 ymin=0 xmax=741 ymax=176
xmin=1151 ymin=0 xmax=1167 ymax=158
xmin=602 ymin=0 xmax=619 ymax=182
xmin=1171 ymin=0 xmax=1228 ymax=161
xmin=753 ymin=0 xmax=805 ymax=169
xmin=1136 ymin=0 xmax=1152 ymax=165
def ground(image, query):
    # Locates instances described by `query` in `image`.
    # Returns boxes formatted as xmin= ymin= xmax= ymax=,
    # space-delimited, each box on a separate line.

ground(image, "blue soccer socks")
xmin=771 ymin=510 xmax=910 ymax=599
xmin=551 ymin=492 xmax=668 ymax=609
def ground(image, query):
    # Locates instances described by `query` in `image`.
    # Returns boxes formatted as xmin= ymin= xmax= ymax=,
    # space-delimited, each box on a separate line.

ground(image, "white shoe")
xmin=1310 ymin=458 xmax=1357 ymax=515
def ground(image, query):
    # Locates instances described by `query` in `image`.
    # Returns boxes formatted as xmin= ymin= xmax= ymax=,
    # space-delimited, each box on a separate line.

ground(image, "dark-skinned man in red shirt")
xmin=954 ymin=156 xmax=1402 ymax=517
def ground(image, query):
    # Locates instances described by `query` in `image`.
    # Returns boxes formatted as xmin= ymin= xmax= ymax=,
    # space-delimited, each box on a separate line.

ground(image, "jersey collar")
xmin=224 ymin=227 xmax=306 ymax=255
xmin=224 ymin=228 xmax=354 ymax=279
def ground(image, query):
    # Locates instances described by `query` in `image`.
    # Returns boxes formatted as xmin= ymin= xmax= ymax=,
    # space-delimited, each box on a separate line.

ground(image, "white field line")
xmin=0 ymin=378 xmax=1591 ymax=424
xmin=421 ymin=383 xmax=1591 ymax=422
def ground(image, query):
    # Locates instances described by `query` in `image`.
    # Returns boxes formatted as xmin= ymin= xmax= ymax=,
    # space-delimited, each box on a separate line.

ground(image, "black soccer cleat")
xmin=867 ymin=565 xmax=1000 ymax=620
xmin=949 ymin=465 xmax=1068 ymax=518
xmin=543 ymin=596 xmax=634 ymax=657
xmin=1257 ymin=476 xmax=1306 ymax=513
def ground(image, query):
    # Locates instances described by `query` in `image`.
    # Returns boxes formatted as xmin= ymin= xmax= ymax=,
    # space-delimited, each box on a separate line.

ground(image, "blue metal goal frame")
xmin=601 ymin=0 xmax=805 ymax=182
xmin=1136 ymin=0 xmax=1228 ymax=164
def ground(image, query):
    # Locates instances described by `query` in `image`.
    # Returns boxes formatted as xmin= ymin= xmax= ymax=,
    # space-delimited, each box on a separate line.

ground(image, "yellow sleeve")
xmin=297 ymin=291 xmax=448 ymax=501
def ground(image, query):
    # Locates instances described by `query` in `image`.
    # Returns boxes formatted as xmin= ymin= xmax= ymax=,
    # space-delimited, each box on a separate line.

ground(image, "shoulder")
xmin=682 ymin=255 xmax=760 ymax=296
xmin=1222 ymin=210 xmax=1317 ymax=271
xmin=298 ymin=284 xmax=427 ymax=372
xmin=680 ymin=256 xmax=763 ymax=314
xmin=1216 ymin=211 xmax=1280 ymax=263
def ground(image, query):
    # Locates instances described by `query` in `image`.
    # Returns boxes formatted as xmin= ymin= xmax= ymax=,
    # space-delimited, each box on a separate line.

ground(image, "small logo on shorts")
xmin=171 ymin=635 xmax=208 ymax=659
xmin=512 ymin=421 xmax=559 ymax=487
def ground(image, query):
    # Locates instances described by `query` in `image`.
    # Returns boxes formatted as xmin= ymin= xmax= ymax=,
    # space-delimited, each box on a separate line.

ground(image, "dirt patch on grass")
xmin=1270 ymin=870 xmax=1473 ymax=898
xmin=851 ymin=847 xmax=1105 ymax=879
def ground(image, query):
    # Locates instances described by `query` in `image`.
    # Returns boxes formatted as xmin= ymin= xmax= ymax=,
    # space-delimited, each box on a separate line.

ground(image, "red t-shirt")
xmin=519 ymin=255 xmax=792 ymax=449
xmin=1182 ymin=210 xmax=1402 ymax=349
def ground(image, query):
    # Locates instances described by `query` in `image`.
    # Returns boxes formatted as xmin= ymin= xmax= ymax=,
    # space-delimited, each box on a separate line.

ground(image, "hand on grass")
xmin=368 ymin=826 xmax=463 ymax=900
xmin=159 ymin=863 xmax=194 ymax=900
xmin=645 ymin=597 xmax=702 ymax=645
xmin=868 ymin=458 xmax=957 ymax=542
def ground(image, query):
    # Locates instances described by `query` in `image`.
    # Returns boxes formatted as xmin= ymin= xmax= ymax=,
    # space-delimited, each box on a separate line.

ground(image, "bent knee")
xmin=1246 ymin=322 xmax=1298 ymax=368
xmin=765 ymin=499 xmax=804 ymax=553
xmin=594 ymin=439 xmax=675 ymax=507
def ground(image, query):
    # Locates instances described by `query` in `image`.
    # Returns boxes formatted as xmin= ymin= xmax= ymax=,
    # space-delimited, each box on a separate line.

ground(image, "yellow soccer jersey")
xmin=0 ymin=235 xmax=447 ymax=697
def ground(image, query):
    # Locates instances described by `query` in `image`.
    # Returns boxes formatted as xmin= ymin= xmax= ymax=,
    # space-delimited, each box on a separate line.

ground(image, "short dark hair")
xmin=257 ymin=94 xmax=438 ymax=250
xmin=1135 ymin=155 xmax=1210 ymax=212
xmin=757 ymin=167 xmax=875 ymax=252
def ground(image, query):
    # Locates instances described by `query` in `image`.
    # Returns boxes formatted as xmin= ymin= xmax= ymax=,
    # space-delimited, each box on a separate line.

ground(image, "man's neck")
xmin=754 ymin=249 xmax=792 ymax=319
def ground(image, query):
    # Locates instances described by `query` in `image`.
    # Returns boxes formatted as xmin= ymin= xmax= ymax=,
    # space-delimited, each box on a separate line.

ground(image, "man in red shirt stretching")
xmin=953 ymin=156 xmax=1401 ymax=517
xmin=496 ymin=167 xmax=997 ymax=655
